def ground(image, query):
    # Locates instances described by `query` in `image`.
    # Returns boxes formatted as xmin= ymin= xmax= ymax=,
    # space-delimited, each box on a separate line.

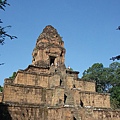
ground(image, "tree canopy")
xmin=0 ymin=85 xmax=3 ymax=92
xmin=82 ymin=62 xmax=120 ymax=108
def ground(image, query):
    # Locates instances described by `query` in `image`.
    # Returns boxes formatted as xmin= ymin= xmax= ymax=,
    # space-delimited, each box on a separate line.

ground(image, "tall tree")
xmin=82 ymin=63 xmax=108 ymax=92
xmin=108 ymin=62 xmax=120 ymax=108
xmin=82 ymin=62 xmax=120 ymax=108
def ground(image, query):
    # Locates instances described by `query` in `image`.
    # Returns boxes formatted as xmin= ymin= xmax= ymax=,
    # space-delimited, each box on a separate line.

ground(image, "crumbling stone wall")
xmin=14 ymin=71 xmax=49 ymax=87
xmin=13 ymin=70 xmax=64 ymax=89
xmin=79 ymin=91 xmax=110 ymax=108
xmin=75 ymin=79 xmax=95 ymax=92
xmin=49 ymin=74 xmax=61 ymax=88
xmin=46 ymin=87 xmax=64 ymax=106
xmin=66 ymin=76 xmax=95 ymax=92
xmin=93 ymin=109 xmax=120 ymax=120
xmin=0 ymin=92 xmax=2 ymax=102
xmin=3 ymin=83 xmax=64 ymax=107
xmin=1 ymin=104 xmax=119 ymax=120
xmin=48 ymin=107 xmax=64 ymax=120
xmin=3 ymin=84 xmax=46 ymax=105
xmin=7 ymin=104 xmax=48 ymax=120
xmin=63 ymin=89 xmax=110 ymax=108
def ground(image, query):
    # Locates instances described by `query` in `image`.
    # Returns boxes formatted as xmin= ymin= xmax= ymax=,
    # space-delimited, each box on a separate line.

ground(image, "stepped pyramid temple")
xmin=0 ymin=25 xmax=120 ymax=120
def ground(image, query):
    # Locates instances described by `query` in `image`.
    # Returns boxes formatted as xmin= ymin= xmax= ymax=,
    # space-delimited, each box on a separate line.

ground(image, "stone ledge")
xmin=24 ymin=64 xmax=50 ymax=70
xmin=77 ymin=78 xmax=95 ymax=83
xmin=1 ymin=102 xmax=120 ymax=113
xmin=2 ymin=102 xmax=46 ymax=108
xmin=93 ymin=107 xmax=120 ymax=112
xmin=4 ymin=83 xmax=44 ymax=89
xmin=79 ymin=91 xmax=110 ymax=95
xmin=17 ymin=70 xmax=51 ymax=76
xmin=66 ymin=69 xmax=79 ymax=74
xmin=4 ymin=83 xmax=65 ymax=90
xmin=46 ymin=86 xmax=65 ymax=90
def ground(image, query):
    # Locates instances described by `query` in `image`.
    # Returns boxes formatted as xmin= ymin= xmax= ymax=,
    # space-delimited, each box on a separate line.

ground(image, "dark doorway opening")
xmin=73 ymin=116 xmax=77 ymax=120
xmin=64 ymin=94 xmax=67 ymax=104
xmin=73 ymin=84 xmax=76 ymax=88
xmin=80 ymin=99 xmax=84 ymax=107
xmin=60 ymin=79 xmax=62 ymax=86
xmin=50 ymin=56 xmax=55 ymax=66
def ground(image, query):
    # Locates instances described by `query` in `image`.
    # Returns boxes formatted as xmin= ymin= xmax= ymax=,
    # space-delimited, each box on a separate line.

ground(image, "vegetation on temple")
xmin=0 ymin=85 xmax=3 ymax=92
xmin=82 ymin=62 xmax=120 ymax=108
xmin=9 ymin=72 xmax=16 ymax=79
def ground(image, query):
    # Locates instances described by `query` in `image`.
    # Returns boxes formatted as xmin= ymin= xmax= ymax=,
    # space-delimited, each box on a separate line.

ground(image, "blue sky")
xmin=0 ymin=0 xmax=120 ymax=85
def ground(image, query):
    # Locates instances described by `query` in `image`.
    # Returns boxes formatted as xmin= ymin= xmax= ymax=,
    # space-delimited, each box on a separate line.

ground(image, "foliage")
xmin=82 ymin=62 xmax=120 ymax=108
xmin=0 ymin=0 xmax=10 ymax=11
xmin=0 ymin=85 xmax=3 ymax=92
xmin=0 ymin=0 xmax=17 ymax=45
xmin=69 ymin=68 xmax=73 ymax=71
xmin=9 ymin=72 xmax=16 ymax=79
xmin=82 ymin=63 xmax=107 ymax=92
xmin=110 ymin=86 xmax=120 ymax=108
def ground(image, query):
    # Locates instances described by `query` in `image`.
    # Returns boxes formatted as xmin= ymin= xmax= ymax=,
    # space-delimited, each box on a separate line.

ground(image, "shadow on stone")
xmin=0 ymin=103 xmax=12 ymax=120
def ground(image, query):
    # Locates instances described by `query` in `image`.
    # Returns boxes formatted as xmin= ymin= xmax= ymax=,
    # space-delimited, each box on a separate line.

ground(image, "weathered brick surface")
xmin=66 ymin=76 xmax=95 ymax=92
xmin=0 ymin=25 xmax=120 ymax=120
xmin=3 ymin=84 xmax=46 ymax=105
xmin=0 ymin=92 xmax=2 ymax=102
xmin=77 ymin=80 xmax=95 ymax=92
xmin=1 ymin=104 xmax=120 ymax=120
xmin=46 ymin=87 xmax=64 ymax=106
xmin=79 ymin=91 xmax=110 ymax=108
xmin=14 ymin=71 xmax=49 ymax=87
xmin=49 ymin=74 xmax=60 ymax=88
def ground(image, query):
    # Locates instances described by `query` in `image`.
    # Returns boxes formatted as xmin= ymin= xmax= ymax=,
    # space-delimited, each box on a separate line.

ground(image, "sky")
xmin=0 ymin=0 xmax=120 ymax=86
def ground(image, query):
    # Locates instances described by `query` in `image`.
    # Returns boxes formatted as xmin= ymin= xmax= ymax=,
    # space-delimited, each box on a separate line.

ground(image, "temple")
xmin=0 ymin=25 xmax=120 ymax=120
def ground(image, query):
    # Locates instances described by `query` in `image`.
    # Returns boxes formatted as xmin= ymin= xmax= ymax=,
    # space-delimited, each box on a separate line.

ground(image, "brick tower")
xmin=32 ymin=25 xmax=66 ymax=68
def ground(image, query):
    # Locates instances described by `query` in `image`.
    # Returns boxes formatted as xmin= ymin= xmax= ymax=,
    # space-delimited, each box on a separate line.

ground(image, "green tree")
xmin=82 ymin=62 xmax=120 ymax=108
xmin=82 ymin=63 xmax=108 ymax=92
xmin=109 ymin=62 xmax=120 ymax=86
xmin=0 ymin=85 xmax=3 ymax=92
xmin=108 ymin=62 xmax=120 ymax=108
xmin=110 ymin=86 xmax=120 ymax=108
